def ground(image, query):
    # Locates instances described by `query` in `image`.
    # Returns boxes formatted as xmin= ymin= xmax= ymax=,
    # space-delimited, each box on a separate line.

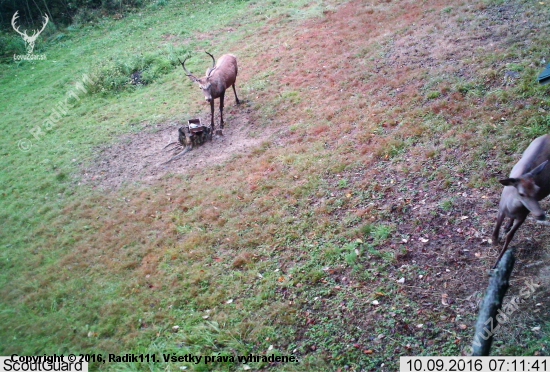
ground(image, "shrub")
xmin=87 ymin=53 xmax=179 ymax=94
xmin=0 ymin=32 xmax=26 ymax=62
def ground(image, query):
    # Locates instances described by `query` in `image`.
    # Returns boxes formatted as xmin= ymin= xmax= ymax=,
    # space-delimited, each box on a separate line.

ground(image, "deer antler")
xmin=205 ymin=51 xmax=216 ymax=76
xmin=11 ymin=11 xmax=26 ymax=37
xmin=33 ymin=14 xmax=49 ymax=38
xmin=205 ymin=51 xmax=216 ymax=68
xmin=11 ymin=11 xmax=49 ymax=40
xmin=179 ymin=57 xmax=198 ymax=82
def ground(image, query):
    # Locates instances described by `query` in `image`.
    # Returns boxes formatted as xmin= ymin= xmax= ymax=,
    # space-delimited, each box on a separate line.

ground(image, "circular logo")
xmin=18 ymin=138 xmax=32 ymax=152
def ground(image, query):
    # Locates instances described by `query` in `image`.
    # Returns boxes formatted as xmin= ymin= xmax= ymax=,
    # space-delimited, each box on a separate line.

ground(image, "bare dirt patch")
xmin=80 ymin=101 xmax=276 ymax=189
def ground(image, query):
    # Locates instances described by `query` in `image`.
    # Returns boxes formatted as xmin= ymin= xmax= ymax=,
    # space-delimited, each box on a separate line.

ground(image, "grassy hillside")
xmin=1 ymin=0 xmax=550 ymax=370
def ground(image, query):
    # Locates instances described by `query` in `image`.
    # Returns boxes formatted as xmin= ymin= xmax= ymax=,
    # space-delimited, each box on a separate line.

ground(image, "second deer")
xmin=492 ymin=134 xmax=550 ymax=268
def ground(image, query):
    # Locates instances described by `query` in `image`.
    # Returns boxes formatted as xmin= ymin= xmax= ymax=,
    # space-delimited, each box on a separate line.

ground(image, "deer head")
xmin=178 ymin=52 xmax=218 ymax=102
xmin=499 ymin=160 xmax=549 ymax=220
xmin=11 ymin=11 xmax=49 ymax=55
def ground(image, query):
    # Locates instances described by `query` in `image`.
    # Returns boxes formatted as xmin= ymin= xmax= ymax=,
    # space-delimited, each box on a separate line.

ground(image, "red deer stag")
xmin=492 ymin=134 xmax=550 ymax=268
xmin=179 ymin=52 xmax=240 ymax=133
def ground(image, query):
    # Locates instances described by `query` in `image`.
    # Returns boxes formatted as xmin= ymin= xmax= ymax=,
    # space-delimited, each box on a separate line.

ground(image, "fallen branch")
xmin=160 ymin=146 xmax=192 ymax=165
xmin=163 ymin=141 xmax=181 ymax=151
xmin=523 ymin=260 xmax=544 ymax=268
xmin=471 ymin=248 xmax=515 ymax=356
xmin=535 ymin=219 xmax=550 ymax=226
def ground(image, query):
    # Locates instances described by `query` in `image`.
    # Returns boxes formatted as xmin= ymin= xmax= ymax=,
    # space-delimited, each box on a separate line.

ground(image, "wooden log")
xmin=471 ymin=248 xmax=515 ymax=356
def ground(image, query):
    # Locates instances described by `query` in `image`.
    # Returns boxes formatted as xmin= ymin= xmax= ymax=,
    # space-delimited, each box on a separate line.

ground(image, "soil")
xmin=80 ymin=101 xmax=277 ymax=189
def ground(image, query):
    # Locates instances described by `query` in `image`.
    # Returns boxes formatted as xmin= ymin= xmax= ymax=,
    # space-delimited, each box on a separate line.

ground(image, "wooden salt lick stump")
xmin=179 ymin=118 xmax=212 ymax=148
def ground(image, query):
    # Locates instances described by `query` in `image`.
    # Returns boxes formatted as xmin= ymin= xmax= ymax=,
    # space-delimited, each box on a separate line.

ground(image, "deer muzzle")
xmin=522 ymin=198 xmax=546 ymax=221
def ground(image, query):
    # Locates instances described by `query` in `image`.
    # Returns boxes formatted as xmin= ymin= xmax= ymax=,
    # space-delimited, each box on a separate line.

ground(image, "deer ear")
xmin=530 ymin=160 xmax=549 ymax=176
xmin=499 ymin=178 xmax=520 ymax=187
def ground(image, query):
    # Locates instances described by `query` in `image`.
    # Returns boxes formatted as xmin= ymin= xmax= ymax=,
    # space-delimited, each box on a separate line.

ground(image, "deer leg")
xmin=210 ymin=100 xmax=215 ymax=133
xmin=492 ymin=216 xmax=525 ymax=269
xmin=219 ymin=92 xmax=225 ymax=129
xmin=492 ymin=211 xmax=505 ymax=245
xmin=232 ymin=84 xmax=240 ymax=104
xmin=503 ymin=218 xmax=514 ymax=234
